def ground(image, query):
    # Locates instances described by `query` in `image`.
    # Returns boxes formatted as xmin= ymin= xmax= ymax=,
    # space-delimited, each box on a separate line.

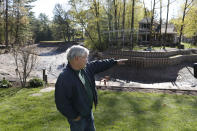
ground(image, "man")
xmin=55 ymin=45 xmax=127 ymax=131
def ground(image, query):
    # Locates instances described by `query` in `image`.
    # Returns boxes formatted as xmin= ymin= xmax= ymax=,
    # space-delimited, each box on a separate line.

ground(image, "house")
xmin=138 ymin=17 xmax=155 ymax=42
xmin=138 ymin=17 xmax=178 ymax=45
xmin=160 ymin=24 xmax=178 ymax=43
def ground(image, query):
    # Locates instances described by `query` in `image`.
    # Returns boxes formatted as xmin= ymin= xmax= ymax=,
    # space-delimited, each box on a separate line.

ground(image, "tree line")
xmin=0 ymin=0 xmax=197 ymax=51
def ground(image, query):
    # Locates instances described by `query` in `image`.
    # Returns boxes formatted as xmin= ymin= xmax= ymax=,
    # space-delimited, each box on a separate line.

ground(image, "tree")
xmin=183 ymin=6 xmax=197 ymax=38
xmin=159 ymin=0 xmax=162 ymax=43
xmin=15 ymin=0 xmax=37 ymax=45
xmin=5 ymin=0 xmax=9 ymax=47
xmin=130 ymin=0 xmax=135 ymax=49
xmin=107 ymin=0 xmax=113 ymax=33
xmin=69 ymin=0 xmax=143 ymax=50
xmin=92 ymin=0 xmax=102 ymax=47
xmin=70 ymin=0 xmax=109 ymax=50
xmin=178 ymin=0 xmax=194 ymax=45
xmin=164 ymin=0 xmax=170 ymax=48
xmin=149 ymin=0 xmax=156 ymax=45
xmin=0 ymin=0 xmax=37 ymax=46
xmin=103 ymin=0 xmax=113 ymax=46
xmin=0 ymin=0 xmax=4 ymax=44
xmin=14 ymin=0 xmax=20 ymax=45
xmin=69 ymin=0 xmax=94 ymax=43
xmin=13 ymin=46 xmax=37 ymax=88
xmin=32 ymin=13 xmax=52 ymax=42
xmin=113 ymin=0 xmax=118 ymax=41
xmin=121 ymin=0 xmax=126 ymax=47
xmin=53 ymin=4 xmax=74 ymax=42
xmin=171 ymin=0 xmax=197 ymax=44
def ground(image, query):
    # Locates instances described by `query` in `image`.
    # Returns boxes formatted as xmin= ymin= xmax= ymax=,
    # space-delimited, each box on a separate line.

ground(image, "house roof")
xmin=139 ymin=17 xmax=159 ymax=25
xmin=139 ymin=17 xmax=152 ymax=24
xmin=161 ymin=24 xmax=177 ymax=34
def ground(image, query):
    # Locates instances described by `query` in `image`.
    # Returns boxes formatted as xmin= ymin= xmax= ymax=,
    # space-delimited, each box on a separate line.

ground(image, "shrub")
xmin=29 ymin=78 xmax=44 ymax=88
xmin=0 ymin=78 xmax=12 ymax=88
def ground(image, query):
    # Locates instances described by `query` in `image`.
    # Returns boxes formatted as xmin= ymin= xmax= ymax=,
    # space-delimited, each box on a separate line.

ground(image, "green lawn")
xmin=122 ymin=42 xmax=197 ymax=51
xmin=181 ymin=42 xmax=197 ymax=49
xmin=39 ymin=41 xmax=64 ymax=44
xmin=1 ymin=87 xmax=197 ymax=131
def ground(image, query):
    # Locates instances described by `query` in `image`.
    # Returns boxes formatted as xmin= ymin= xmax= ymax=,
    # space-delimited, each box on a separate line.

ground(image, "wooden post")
xmin=194 ymin=63 xmax=197 ymax=78
xmin=45 ymin=75 xmax=48 ymax=84
xmin=43 ymin=69 xmax=45 ymax=81
xmin=43 ymin=69 xmax=47 ymax=84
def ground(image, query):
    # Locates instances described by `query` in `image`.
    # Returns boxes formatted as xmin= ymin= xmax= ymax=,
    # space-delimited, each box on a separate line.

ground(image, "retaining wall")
xmin=101 ymin=49 xmax=197 ymax=68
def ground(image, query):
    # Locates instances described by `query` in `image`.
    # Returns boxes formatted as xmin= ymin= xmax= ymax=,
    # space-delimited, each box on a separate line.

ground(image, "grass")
xmin=124 ymin=46 xmax=170 ymax=51
xmin=39 ymin=41 xmax=64 ymax=44
xmin=117 ymin=42 xmax=197 ymax=51
xmin=121 ymin=46 xmax=147 ymax=51
xmin=133 ymin=46 xmax=147 ymax=51
xmin=1 ymin=88 xmax=197 ymax=131
xmin=181 ymin=42 xmax=197 ymax=49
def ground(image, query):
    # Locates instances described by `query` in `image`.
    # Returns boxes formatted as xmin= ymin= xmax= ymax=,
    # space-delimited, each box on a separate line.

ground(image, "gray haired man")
xmin=55 ymin=45 xmax=127 ymax=131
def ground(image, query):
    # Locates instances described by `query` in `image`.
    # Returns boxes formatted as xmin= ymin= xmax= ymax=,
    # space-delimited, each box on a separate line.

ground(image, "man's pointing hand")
xmin=116 ymin=59 xmax=128 ymax=65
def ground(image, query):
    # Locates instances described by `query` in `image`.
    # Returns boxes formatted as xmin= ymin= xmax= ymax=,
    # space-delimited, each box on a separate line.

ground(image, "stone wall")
xmin=107 ymin=49 xmax=195 ymax=58
xmin=101 ymin=49 xmax=197 ymax=68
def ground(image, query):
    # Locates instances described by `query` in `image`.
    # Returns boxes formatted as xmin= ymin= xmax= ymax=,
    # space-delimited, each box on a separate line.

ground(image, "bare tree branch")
xmin=12 ymin=46 xmax=37 ymax=88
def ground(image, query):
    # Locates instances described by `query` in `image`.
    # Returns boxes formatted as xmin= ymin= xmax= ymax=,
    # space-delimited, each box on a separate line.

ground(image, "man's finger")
xmin=117 ymin=59 xmax=128 ymax=65
xmin=117 ymin=59 xmax=128 ymax=62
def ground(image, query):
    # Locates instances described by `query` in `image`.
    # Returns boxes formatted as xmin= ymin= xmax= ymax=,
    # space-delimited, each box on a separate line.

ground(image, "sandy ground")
xmin=0 ymin=43 xmax=197 ymax=91
xmin=0 ymin=43 xmax=72 ymax=83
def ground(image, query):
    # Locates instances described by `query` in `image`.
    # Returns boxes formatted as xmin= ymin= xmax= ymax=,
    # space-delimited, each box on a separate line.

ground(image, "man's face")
xmin=75 ymin=55 xmax=88 ymax=70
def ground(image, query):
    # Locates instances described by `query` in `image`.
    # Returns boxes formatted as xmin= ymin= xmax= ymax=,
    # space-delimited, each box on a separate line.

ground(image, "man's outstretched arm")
xmin=87 ymin=59 xmax=128 ymax=74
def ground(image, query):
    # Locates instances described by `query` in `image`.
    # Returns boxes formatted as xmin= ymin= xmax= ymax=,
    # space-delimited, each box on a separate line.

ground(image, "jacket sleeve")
xmin=55 ymin=74 xmax=78 ymax=119
xmin=87 ymin=59 xmax=117 ymax=74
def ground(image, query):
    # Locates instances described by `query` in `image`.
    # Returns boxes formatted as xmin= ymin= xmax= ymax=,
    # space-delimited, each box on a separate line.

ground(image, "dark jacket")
xmin=55 ymin=59 xmax=117 ymax=120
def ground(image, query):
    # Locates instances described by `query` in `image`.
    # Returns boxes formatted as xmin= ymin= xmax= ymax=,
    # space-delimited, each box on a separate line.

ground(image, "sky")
xmin=31 ymin=0 xmax=70 ymax=20
xmin=31 ymin=0 xmax=183 ymax=21
xmin=145 ymin=0 xmax=184 ymax=21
